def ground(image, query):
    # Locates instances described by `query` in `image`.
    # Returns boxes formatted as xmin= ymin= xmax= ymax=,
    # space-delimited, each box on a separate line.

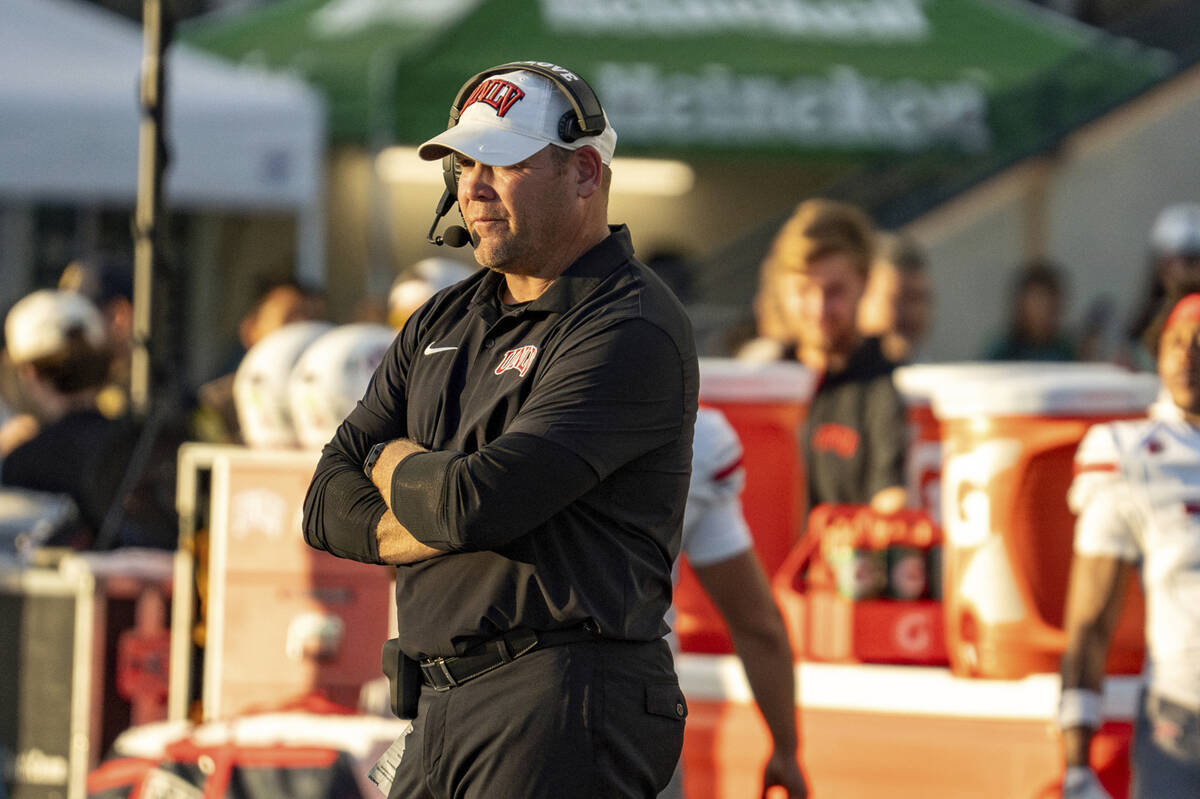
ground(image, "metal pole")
xmin=131 ymin=0 xmax=171 ymax=418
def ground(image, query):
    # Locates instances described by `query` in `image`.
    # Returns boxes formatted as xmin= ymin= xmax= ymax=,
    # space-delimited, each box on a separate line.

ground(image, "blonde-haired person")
xmin=759 ymin=199 xmax=907 ymax=516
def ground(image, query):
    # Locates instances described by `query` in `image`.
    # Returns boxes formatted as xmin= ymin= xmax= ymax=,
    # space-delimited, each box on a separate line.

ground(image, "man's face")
xmin=779 ymin=252 xmax=866 ymax=357
xmin=456 ymin=146 xmax=575 ymax=275
xmin=1159 ymin=317 xmax=1200 ymax=416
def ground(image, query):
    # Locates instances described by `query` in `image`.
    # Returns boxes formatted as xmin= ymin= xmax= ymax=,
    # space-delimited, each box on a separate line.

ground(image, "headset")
xmin=426 ymin=61 xmax=608 ymax=248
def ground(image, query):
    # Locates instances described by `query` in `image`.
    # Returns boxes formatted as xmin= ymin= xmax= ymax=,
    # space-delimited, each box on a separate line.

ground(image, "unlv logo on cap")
xmin=464 ymin=79 xmax=526 ymax=118
xmin=495 ymin=345 xmax=538 ymax=377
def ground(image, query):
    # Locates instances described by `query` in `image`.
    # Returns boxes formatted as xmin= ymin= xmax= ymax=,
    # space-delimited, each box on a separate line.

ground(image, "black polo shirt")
xmin=801 ymin=335 xmax=906 ymax=518
xmin=302 ymin=226 xmax=699 ymax=659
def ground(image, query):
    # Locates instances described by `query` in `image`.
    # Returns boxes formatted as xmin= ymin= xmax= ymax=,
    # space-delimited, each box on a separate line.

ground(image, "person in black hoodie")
xmin=757 ymin=198 xmax=908 ymax=518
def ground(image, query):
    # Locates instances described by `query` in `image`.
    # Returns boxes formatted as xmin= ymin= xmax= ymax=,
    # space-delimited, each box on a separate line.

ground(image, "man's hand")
xmin=1062 ymin=765 xmax=1111 ymax=799
xmin=368 ymin=439 xmax=428 ymax=491
xmin=762 ymin=748 xmax=808 ymax=799
xmin=368 ymin=438 xmax=443 ymax=565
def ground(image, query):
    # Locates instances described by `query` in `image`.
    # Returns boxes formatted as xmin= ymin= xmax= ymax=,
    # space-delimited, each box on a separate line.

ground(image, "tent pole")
xmin=131 ymin=0 xmax=173 ymax=419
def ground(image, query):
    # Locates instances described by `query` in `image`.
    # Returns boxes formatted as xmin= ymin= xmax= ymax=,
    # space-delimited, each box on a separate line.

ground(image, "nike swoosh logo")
xmin=423 ymin=343 xmax=458 ymax=355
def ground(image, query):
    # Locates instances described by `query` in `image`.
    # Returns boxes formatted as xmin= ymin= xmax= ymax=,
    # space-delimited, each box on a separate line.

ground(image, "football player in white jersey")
xmin=661 ymin=407 xmax=807 ymax=799
xmin=1060 ymin=292 xmax=1200 ymax=798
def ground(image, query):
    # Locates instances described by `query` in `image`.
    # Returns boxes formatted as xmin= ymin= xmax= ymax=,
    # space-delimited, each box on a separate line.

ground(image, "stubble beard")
xmin=470 ymin=223 xmax=523 ymax=275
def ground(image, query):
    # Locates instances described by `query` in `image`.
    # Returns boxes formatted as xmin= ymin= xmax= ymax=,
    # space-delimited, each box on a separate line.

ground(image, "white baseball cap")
xmin=1151 ymin=203 xmax=1200 ymax=256
xmin=5 ymin=289 xmax=107 ymax=364
xmin=418 ymin=68 xmax=617 ymax=167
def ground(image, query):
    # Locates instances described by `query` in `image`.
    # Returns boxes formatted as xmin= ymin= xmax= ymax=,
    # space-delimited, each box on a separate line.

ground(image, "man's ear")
xmin=573 ymin=146 xmax=604 ymax=198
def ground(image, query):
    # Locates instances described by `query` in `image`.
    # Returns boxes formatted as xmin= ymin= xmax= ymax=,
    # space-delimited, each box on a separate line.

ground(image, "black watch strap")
xmin=364 ymin=441 xmax=388 ymax=479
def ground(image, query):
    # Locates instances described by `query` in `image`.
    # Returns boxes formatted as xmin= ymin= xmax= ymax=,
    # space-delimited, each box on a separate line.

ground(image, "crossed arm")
xmin=304 ymin=426 xmax=599 ymax=566
xmin=365 ymin=438 xmax=442 ymax=565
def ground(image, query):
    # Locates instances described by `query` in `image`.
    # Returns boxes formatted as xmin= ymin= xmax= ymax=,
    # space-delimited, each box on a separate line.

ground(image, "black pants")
xmin=386 ymin=637 xmax=686 ymax=799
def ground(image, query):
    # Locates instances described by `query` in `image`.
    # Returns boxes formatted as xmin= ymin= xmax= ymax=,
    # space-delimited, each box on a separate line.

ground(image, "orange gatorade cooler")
xmin=673 ymin=357 xmax=815 ymax=654
xmin=932 ymin=368 xmax=1158 ymax=679
xmin=894 ymin=362 xmax=1130 ymax=525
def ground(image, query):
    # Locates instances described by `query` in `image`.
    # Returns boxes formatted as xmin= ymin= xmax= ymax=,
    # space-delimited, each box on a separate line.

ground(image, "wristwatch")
xmin=363 ymin=441 xmax=388 ymax=479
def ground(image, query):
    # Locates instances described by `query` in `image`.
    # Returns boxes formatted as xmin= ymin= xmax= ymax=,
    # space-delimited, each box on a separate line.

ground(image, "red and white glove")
xmin=1062 ymin=766 xmax=1112 ymax=799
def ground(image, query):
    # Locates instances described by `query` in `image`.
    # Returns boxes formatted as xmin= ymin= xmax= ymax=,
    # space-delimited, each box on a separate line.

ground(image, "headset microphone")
xmin=426 ymin=188 xmax=471 ymax=248
xmin=440 ymin=225 xmax=471 ymax=248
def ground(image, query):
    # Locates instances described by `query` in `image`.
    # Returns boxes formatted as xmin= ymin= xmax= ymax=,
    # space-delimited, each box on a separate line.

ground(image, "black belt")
xmin=420 ymin=623 xmax=598 ymax=691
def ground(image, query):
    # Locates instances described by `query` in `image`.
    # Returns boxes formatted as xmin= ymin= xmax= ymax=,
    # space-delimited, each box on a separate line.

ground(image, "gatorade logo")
xmin=893 ymin=610 xmax=933 ymax=655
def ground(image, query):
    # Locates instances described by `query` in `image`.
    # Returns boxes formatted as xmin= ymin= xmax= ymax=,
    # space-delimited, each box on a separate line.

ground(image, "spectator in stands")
xmin=982 ymin=259 xmax=1077 ymax=362
xmin=193 ymin=279 xmax=327 ymax=443
xmin=1124 ymin=203 xmax=1200 ymax=370
xmin=857 ymin=232 xmax=934 ymax=365
xmin=758 ymin=198 xmax=907 ymax=515
xmin=0 ymin=290 xmax=176 ymax=549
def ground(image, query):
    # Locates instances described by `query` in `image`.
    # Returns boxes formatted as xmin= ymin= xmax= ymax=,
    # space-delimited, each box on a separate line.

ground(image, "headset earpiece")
xmin=442 ymin=153 xmax=460 ymax=197
xmin=557 ymin=110 xmax=583 ymax=144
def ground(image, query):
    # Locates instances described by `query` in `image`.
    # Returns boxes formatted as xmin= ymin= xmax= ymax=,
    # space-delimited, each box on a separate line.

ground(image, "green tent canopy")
xmin=183 ymin=0 xmax=1169 ymax=161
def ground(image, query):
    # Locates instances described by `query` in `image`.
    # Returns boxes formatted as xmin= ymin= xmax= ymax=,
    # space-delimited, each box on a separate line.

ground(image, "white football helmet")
xmin=233 ymin=321 xmax=333 ymax=449
xmin=388 ymin=258 xmax=475 ymax=329
xmin=288 ymin=323 xmax=395 ymax=450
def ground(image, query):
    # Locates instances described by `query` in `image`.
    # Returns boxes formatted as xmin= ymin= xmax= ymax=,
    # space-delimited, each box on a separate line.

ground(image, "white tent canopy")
xmin=0 ymin=0 xmax=326 ymax=283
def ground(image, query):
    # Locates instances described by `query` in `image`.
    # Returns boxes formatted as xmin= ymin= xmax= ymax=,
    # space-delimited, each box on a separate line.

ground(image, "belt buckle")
xmin=429 ymin=656 xmax=458 ymax=691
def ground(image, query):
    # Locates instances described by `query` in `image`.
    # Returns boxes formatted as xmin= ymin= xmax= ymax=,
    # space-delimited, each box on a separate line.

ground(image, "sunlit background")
xmin=3 ymin=0 xmax=1198 ymax=385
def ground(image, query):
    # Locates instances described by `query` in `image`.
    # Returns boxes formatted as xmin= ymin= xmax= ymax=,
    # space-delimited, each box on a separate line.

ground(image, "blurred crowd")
xmin=2 ymin=175 xmax=1198 ymax=799
xmin=1 ymin=197 xmax=1197 ymax=555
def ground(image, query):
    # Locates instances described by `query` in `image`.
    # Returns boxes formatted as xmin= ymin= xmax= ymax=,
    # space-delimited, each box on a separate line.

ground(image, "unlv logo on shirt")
xmin=812 ymin=423 xmax=860 ymax=459
xmin=464 ymin=79 xmax=526 ymax=118
xmin=495 ymin=345 xmax=538 ymax=377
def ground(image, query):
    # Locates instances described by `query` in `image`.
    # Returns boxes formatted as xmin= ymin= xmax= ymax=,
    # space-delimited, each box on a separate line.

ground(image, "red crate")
xmin=772 ymin=505 xmax=949 ymax=666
